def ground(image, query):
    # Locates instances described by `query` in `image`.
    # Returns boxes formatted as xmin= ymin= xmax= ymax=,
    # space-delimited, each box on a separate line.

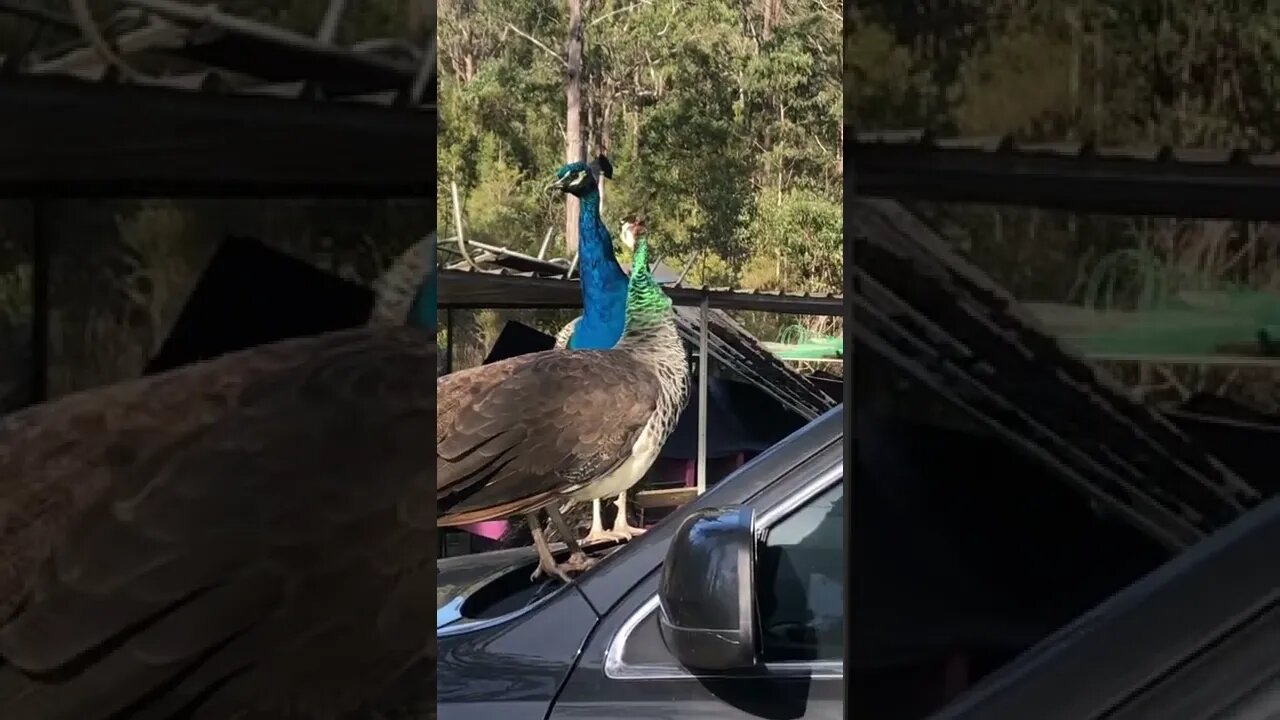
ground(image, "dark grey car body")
xmin=436 ymin=406 xmax=845 ymax=720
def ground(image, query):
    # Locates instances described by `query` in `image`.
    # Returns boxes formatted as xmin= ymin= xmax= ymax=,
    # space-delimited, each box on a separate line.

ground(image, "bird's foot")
xmin=608 ymin=522 xmax=647 ymax=541
xmin=530 ymin=559 xmax=572 ymax=584
xmin=562 ymin=551 xmax=599 ymax=574
xmin=530 ymin=551 xmax=599 ymax=583
xmin=580 ymin=528 xmax=628 ymax=546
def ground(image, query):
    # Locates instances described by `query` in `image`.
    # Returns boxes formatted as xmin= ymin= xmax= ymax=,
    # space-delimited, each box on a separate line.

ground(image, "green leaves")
xmin=439 ymin=0 xmax=842 ymax=294
xmin=748 ymin=189 xmax=842 ymax=293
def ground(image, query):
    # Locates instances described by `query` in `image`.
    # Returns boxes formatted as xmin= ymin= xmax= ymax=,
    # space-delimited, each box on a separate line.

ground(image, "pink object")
xmin=683 ymin=460 xmax=696 ymax=488
xmin=464 ymin=520 xmax=508 ymax=541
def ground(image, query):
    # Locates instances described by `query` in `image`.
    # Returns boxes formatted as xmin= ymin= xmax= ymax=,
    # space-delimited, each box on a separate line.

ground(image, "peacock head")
xmin=624 ymin=229 xmax=673 ymax=327
xmin=546 ymin=155 xmax=614 ymax=198
xmin=369 ymin=235 xmax=436 ymax=329
xmin=620 ymin=215 xmax=646 ymax=250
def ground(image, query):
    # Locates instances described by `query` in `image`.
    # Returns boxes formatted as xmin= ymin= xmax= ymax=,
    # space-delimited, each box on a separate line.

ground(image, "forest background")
xmin=437 ymin=0 xmax=843 ymax=368
xmin=0 ymin=2 xmax=1276 ymax=412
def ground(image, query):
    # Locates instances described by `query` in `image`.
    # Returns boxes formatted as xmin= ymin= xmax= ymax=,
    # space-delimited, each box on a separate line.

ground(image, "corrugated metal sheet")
xmin=853 ymin=129 xmax=1280 ymax=219
xmin=850 ymin=196 xmax=1264 ymax=549
xmin=672 ymin=306 xmax=836 ymax=421
xmin=855 ymin=130 xmax=1280 ymax=166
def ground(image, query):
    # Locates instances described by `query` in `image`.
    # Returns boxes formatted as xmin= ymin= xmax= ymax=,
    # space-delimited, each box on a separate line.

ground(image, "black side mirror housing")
xmin=657 ymin=506 xmax=758 ymax=671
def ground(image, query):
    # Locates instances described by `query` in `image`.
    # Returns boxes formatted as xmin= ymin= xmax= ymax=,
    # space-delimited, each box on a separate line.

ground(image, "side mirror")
xmin=657 ymin=506 xmax=757 ymax=671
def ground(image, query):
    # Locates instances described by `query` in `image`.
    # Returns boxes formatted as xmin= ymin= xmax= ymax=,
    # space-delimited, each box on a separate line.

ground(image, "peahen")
xmin=553 ymin=217 xmax=655 ymax=543
xmin=546 ymin=159 xmax=652 ymax=544
xmin=0 ymin=324 xmax=437 ymax=720
xmin=437 ymin=234 xmax=688 ymax=582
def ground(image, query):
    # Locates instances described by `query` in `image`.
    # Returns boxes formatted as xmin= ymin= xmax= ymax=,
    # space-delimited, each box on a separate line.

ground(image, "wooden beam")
xmin=0 ymin=76 xmax=432 ymax=197
xmin=438 ymin=270 xmax=843 ymax=315
xmin=853 ymin=133 xmax=1280 ymax=220
xmin=634 ymin=487 xmax=698 ymax=509
xmin=28 ymin=199 xmax=48 ymax=405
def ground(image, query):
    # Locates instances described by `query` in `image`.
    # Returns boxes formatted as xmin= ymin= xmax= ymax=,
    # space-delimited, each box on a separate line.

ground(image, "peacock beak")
xmin=547 ymin=169 xmax=589 ymax=194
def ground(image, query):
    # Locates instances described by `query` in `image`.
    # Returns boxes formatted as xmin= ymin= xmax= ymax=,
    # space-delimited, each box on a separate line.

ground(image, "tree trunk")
xmin=564 ymin=0 xmax=585 ymax=254
xmin=599 ymin=99 xmax=613 ymax=218
xmin=762 ymin=0 xmax=782 ymax=41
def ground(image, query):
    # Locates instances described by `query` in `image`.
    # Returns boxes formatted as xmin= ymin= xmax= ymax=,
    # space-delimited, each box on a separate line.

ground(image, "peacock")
xmin=546 ymin=158 xmax=652 ymax=544
xmin=437 ymin=234 xmax=689 ymax=582
xmin=0 ymin=323 xmax=437 ymax=719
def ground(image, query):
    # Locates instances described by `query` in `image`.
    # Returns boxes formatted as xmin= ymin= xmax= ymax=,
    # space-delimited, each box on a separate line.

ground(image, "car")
xmin=436 ymin=405 xmax=845 ymax=720
xmin=931 ymin=487 xmax=1280 ymax=720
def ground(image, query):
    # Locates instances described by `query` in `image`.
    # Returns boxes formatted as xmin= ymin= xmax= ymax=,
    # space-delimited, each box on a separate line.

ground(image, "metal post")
xmin=411 ymin=37 xmax=436 ymax=105
xmin=316 ymin=0 xmax=348 ymax=43
xmin=696 ymin=294 xmax=709 ymax=494
xmin=29 ymin=199 xmax=48 ymax=406
xmin=445 ymin=308 xmax=455 ymax=374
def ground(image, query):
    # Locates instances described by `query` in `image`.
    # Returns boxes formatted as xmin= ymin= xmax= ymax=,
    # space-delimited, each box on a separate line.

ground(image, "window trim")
xmin=604 ymin=463 xmax=845 ymax=681
xmin=1106 ymin=595 xmax=1280 ymax=720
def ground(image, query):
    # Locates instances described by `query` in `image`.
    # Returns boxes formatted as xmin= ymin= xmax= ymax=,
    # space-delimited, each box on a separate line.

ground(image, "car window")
xmin=756 ymin=481 xmax=844 ymax=662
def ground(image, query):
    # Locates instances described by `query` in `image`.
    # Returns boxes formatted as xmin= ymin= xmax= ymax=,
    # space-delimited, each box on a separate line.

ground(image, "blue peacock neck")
xmin=409 ymin=238 xmax=436 ymax=331
xmin=410 ymin=274 xmax=435 ymax=330
xmin=569 ymin=191 xmax=629 ymax=349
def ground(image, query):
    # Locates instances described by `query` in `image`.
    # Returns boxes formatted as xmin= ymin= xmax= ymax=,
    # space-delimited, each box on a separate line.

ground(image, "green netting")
xmin=1065 ymin=310 xmax=1279 ymax=355
xmin=1045 ymin=248 xmax=1280 ymax=357
xmin=766 ymin=324 xmax=843 ymax=360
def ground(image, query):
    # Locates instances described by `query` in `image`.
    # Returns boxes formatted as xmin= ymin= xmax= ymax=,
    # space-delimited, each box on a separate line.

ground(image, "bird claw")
xmin=531 ymin=552 xmax=599 ymax=584
xmin=530 ymin=563 xmax=573 ymax=584
xmin=563 ymin=551 xmax=599 ymax=573
xmin=580 ymin=529 xmax=626 ymax=546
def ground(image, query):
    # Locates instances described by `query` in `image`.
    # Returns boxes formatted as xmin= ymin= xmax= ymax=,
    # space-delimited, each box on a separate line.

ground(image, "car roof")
xmin=933 ymin=492 xmax=1280 ymax=720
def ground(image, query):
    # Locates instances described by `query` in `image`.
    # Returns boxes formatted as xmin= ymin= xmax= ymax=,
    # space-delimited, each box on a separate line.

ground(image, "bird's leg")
xmin=528 ymin=512 xmax=572 ymax=583
xmin=609 ymin=491 xmax=647 ymax=540
xmin=580 ymin=498 xmax=622 ymax=546
xmin=545 ymin=505 xmax=598 ymax=575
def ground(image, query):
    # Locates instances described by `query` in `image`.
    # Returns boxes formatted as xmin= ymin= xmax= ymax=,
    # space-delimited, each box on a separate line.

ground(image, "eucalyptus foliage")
xmin=439 ymin=0 xmax=843 ymax=293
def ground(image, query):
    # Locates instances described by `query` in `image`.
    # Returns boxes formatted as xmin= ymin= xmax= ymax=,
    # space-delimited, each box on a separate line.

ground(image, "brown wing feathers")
xmin=0 ymin=326 xmax=437 ymax=720
xmin=437 ymin=350 xmax=661 ymax=525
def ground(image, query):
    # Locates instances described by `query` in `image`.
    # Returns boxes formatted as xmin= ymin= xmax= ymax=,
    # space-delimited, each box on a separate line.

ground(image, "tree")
xmin=437 ymin=0 xmax=843 ymax=341
xmin=564 ymin=0 xmax=585 ymax=252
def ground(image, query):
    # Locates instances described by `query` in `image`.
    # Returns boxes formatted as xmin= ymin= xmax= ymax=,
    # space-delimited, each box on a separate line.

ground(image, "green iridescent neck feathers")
xmin=621 ymin=237 xmax=673 ymax=334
